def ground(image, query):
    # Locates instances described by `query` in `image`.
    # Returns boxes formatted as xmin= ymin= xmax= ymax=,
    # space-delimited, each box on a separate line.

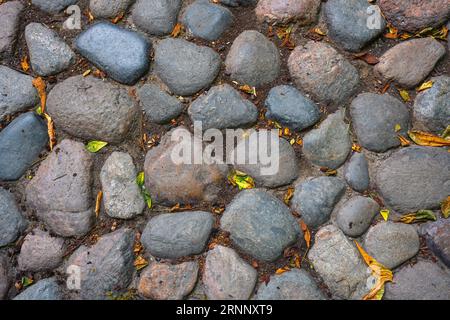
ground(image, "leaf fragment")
xmin=398 ymin=89 xmax=410 ymax=102
xmin=95 ymin=191 xmax=102 ymax=218
xmin=299 ymin=220 xmax=311 ymax=249
xmin=239 ymin=84 xmax=257 ymax=97
xmin=284 ymin=187 xmax=294 ymax=205
xmin=275 ymin=266 xmax=290 ymax=275
xmin=228 ymin=169 xmax=255 ymax=190
xmin=43 ymin=113 xmax=56 ymax=150
xmin=384 ymin=24 xmax=398 ymax=39
xmin=136 ymin=172 xmax=152 ymax=209
xmin=320 ymin=167 xmax=337 ymax=176
xmin=171 ymin=23 xmax=183 ymax=38
xmin=32 ymin=77 xmax=47 ymax=113
xmin=408 ymin=130 xmax=450 ymax=147
xmin=380 ymin=209 xmax=389 ymax=221
xmin=441 ymin=196 xmax=450 ymax=219
xmin=394 ymin=124 xmax=402 ymax=132
xmin=352 ymin=143 xmax=362 ymax=152
xmin=441 ymin=125 xmax=450 ymax=140
xmin=111 ymin=11 xmax=125 ymax=24
xmin=397 ymin=135 xmax=411 ymax=147
xmin=86 ymin=140 xmax=108 ymax=153
xmin=21 ymin=276 xmax=34 ymax=288
xmin=82 ymin=69 xmax=91 ymax=77
xmin=399 ymin=210 xmax=437 ymax=224
xmin=136 ymin=171 xmax=145 ymax=187
xmin=21 ymin=55 xmax=30 ymax=72
xmin=354 ymin=52 xmax=379 ymax=65
xmin=416 ymin=80 xmax=433 ymax=92
xmin=134 ymin=255 xmax=148 ymax=271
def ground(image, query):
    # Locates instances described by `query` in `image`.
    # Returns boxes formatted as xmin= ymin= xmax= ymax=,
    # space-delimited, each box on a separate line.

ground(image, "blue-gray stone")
xmin=14 ymin=278 xmax=62 ymax=300
xmin=344 ymin=153 xmax=370 ymax=192
xmin=75 ymin=22 xmax=151 ymax=85
xmin=0 ymin=112 xmax=48 ymax=181
xmin=183 ymin=0 xmax=233 ymax=41
xmin=336 ymin=196 xmax=379 ymax=237
xmin=0 ymin=1 xmax=24 ymax=58
xmin=90 ymin=0 xmax=134 ymax=19
xmin=132 ymin=0 xmax=181 ymax=36
xmin=32 ymin=0 xmax=78 ymax=13
xmin=0 ymin=187 xmax=27 ymax=247
xmin=265 ymin=85 xmax=320 ymax=131
xmin=291 ymin=176 xmax=346 ymax=228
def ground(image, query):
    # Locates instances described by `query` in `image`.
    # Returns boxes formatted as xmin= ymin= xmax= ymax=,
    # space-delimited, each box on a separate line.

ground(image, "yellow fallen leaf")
xmin=134 ymin=255 xmax=148 ymax=271
xmin=408 ymin=130 xmax=450 ymax=147
xmin=299 ymin=220 xmax=311 ymax=249
xmin=398 ymin=89 xmax=410 ymax=102
xmin=397 ymin=135 xmax=411 ymax=147
xmin=312 ymin=27 xmax=327 ymax=36
xmin=86 ymin=140 xmax=108 ymax=153
xmin=394 ymin=124 xmax=402 ymax=132
xmin=441 ymin=196 xmax=450 ymax=219
xmin=136 ymin=171 xmax=145 ymax=187
xmin=228 ymin=169 xmax=255 ymax=190
xmin=441 ymin=125 xmax=450 ymax=140
xmin=171 ymin=23 xmax=183 ymax=38
xmin=43 ymin=113 xmax=56 ymax=150
xmin=399 ymin=210 xmax=437 ymax=224
xmin=380 ymin=209 xmax=389 ymax=221
xmin=86 ymin=10 xmax=95 ymax=22
xmin=384 ymin=24 xmax=398 ymax=39
xmin=32 ymin=77 xmax=47 ymax=113
xmin=21 ymin=56 xmax=30 ymax=72
xmin=82 ymin=69 xmax=91 ymax=77
xmin=352 ymin=143 xmax=362 ymax=152
xmin=284 ymin=187 xmax=294 ymax=205
xmin=290 ymin=138 xmax=295 ymax=145
xmin=95 ymin=191 xmax=102 ymax=218
xmin=416 ymin=80 xmax=433 ymax=92
xmin=239 ymin=84 xmax=257 ymax=97
xmin=275 ymin=266 xmax=290 ymax=275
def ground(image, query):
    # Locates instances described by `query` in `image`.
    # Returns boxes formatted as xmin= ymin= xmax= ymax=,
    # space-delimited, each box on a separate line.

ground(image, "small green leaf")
xmin=400 ymin=210 xmax=437 ymax=224
xmin=35 ymin=105 xmax=43 ymax=115
xmin=86 ymin=140 xmax=108 ymax=153
xmin=136 ymin=171 xmax=145 ymax=187
xmin=441 ymin=125 xmax=450 ymax=140
xmin=228 ymin=170 xmax=255 ymax=190
xmin=142 ymin=189 xmax=152 ymax=209
xmin=21 ymin=277 xmax=34 ymax=288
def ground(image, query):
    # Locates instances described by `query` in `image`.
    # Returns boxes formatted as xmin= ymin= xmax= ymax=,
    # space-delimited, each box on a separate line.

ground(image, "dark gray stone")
xmin=0 ymin=255 xmax=9 ymax=299
xmin=75 ymin=22 xmax=151 ymax=85
xmin=302 ymin=110 xmax=352 ymax=169
xmin=325 ymin=0 xmax=386 ymax=52
xmin=225 ymin=30 xmax=280 ymax=87
xmin=0 ymin=1 xmax=24 ymax=58
xmin=138 ymin=83 xmax=183 ymax=124
xmin=141 ymin=211 xmax=214 ymax=259
xmin=291 ymin=176 xmax=346 ymax=228
xmin=336 ymin=196 xmax=380 ymax=237
xmin=0 ymin=112 xmax=48 ymax=181
xmin=32 ymin=0 xmax=78 ymax=13
xmin=218 ymin=0 xmax=256 ymax=6
xmin=265 ymin=85 xmax=320 ymax=131
xmin=344 ymin=153 xmax=370 ymax=192
xmin=14 ymin=278 xmax=62 ymax=300
xmin=376 ymin=147 xmax=450 ymax=213
xmin=424 ymin=219 xmax=450 ymax=268
xmin=350 ymin=93 xmax=410 ymax=152
xmin=47 ymin=75 xmax=139 ymax=143
xmin=0 ymin=188 xmax=27 ymax=247
xmin=183 ymin=0 xmax=233 ymax=41
xmin=154 ymin=38 xmax=221 ymax=96
xmin=90 ymin=0 xmax=134 ymax=19
xmin=132 ymin=0 xmax=181 ymax=36
xmin=221 ymin=189 xmax=301 ymax=262
xmin=188 ymin=84 xmax=258 ymax=130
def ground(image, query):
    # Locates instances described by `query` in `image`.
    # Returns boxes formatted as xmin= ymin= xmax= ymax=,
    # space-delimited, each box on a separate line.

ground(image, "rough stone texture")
xmin=336 ymin=196 xmax=380 ymax=237
xmin=413 ymin=76 xmax=450 ymax=134
xmin=183 ymin=0 xmax=233 ymax=41
xmin=288 ymin=41 xmax=359 ymax=105
xmin=379 ymin=0 xmax=450 ymax=33
xmin=203 ymin=245 xmax=257 ymax=300
xmin=0 ymin=66 xmax=39 ymax=119
xmin=350 ymin=93 xmax=410 ymax=152
xmin=376 ymin=147 xmax=450 ymax=213
xmin=255 ymin=269 xmax=325 ymax=300
xmin=47 ymin=75 xmax=138 ymax=143
xmin=364 ymin=222 xmax=420 ymax=269
xmin=132 ymin=0 xmax=181 ymax=36
xmin=67 ymin=228 xmax=134 ymax=300
xmin=255 ymin=0 xmax=321 ymax=25
xmin=14 ymin=278 xmax=62 ymax=300
xmin=291 ymin=176 xmax=346 ymax=228
xmin=188 ymin=84 xmax=258 ymax=130
xmin=138 ymin=261 xmax=199 ymax=300
xmin=325 ymin=0 xmax=386 ymax=52
xmin=302 ymin=110 xmax=352 ymax=169
xmin=100 ymin=152 xmax=145 ymax=219
xmin=0 ymin=188 xmax=27 ymax=247
xmin=154 ymin=38 xmax=221 ymax=96
xmin=144 ymin=128 xmax=227 ymax=206
xmin=25 ymin=23 xmax=75 ymax=76
xmin=141 ymin=211 xmax=214 ymax=259
xmin=343 ymin=153 xmax=369 ymax=192
xmin=0 ymin=1 xmax=24 ymax=58
xmin=26 ymin=140 xmax=94 ymax=237
xmin=90 ymin=0 xmax=134 ymax=19
xmin=385 ymin=260 xmax=450 ymax=300
xmin=31 ymin=0 xmax=78 ymax=13
xmin=0 ymin=112 xmax=48 ymax=181
xmin=424 ymin=219 xmax=450 ymax=268
xmin=138 ymin=83 xmax=184 ymax=124
xmin=17 ymin=229 xmax=64 ymax=272
xmin=265 ymin=85 xmax=320 ymax=131
xmin=225 ymin=30 xmax=280 ymax=87
xmin=75 ymin=22 xmax=151 ymax=85
xmin=374 ymin=38 xmax=445 ymax=88
xmin=308 ymin=225 xmax=369 ymax=299
xmin=221 ymin=189 xmax=301 ymax=262
xmin=0 ymin=255 xmax=9 ymax=299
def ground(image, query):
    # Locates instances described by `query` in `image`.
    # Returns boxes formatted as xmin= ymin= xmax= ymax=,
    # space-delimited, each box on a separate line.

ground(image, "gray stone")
xmin=14 ymin=278 xmax=62 ymax=300
xmin=350 ymin=93 xmax=410 ymax=152
xmin=424 ymin=219 xmax=450 ymax=268
xmin=225 ymin=30 xmax=280 ymax=87
xmin=0 ymin=255 xmax=9 ymax=299
xmin=132 ymin=0 xmax=181 ymax=36
xmin=32 ymin=0 xmax=78 ymax=13
xmin=138 ymin=261 xmax=199 ymax=300
xmin=288 ymin=41 xmax=359 ymax=105
xmin=302 ymin=110 xmax=352 ymax=169
xmin=291 ymin=176 xmax=346 ymax=228
xmin=138 ymin=83 xmax=183 ymax=124
xmin=219 ymin=0 xmax=256 ymax=6
xmin=141 ymin=211 xmax=214 ymax=259
xmin=413 ymin=76 xmax=450 ymax=134
xmin=325 ymin=0 xmax=386 ymax=52
xmin=203 ymin=245 xmax=257 ymax=300
xmin=183 ymin=0 xmax=233 ymax=41
xmin=221 ymin=189 xmax=301 ymax=262
xmin=0 ymin=1 xmax=24 ymax=58
xmin=100 ymin=152 xmax=145 ymax=219
xmin=188 ymin=84 xmax=258 ymax=130
xmin=68 ymin=228 xmax=134 ymax=300
xmin=75 ymin=22 xmax=151 ymax=85
xmin=90 ymin=0 xmax=134 ymax=19
xmin=256 ymin=0 xmax=321 ymax=25
xmin=256 ymin=269 xmax=325 ymax=300
xmin=17 ymin=229 xmax=64 ymax=272
xmin=336 ymin=196 xmax=380 ymax=237
xmin=308 ymin=225 xmax=369 ymax=300
xmin=344 ymin=153 xmax=369 ymax=192
xmin=0 ymin=188 xmax=27 ymax=247
xmin=47 ymin=75 xmax=138 ymax=143
xmin=376 ymin=147 xmax=450 ymax=213
xmin=364 ymin=222 xmax=420 ymax=269
xmin=25 ymin=23 xmax=75 ymax=76
xmin=0 ymin=112 xmax=48 ymax=181
xmin=154 ymin=38 xmax=221 ymax=96
xmin=0 ymin=66 xmax=39 ymax=119
xmin=385 ymin=260 xmax=450 ymax=300
xmin=374 ymin=38 xmax=445 ymax=88
xmin=26 ymin=139 xmax=94 ymax=237
xmin=265 ymin=85 xmax=320 ymax=131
